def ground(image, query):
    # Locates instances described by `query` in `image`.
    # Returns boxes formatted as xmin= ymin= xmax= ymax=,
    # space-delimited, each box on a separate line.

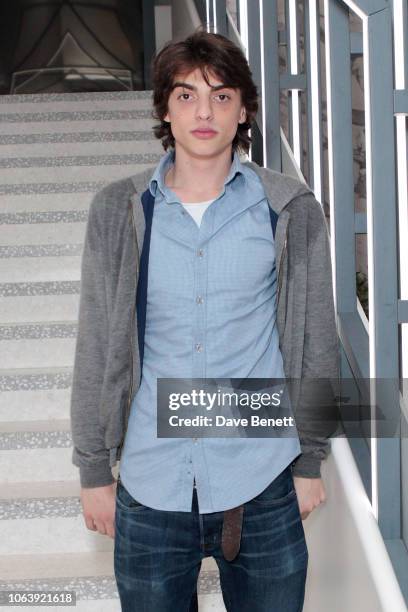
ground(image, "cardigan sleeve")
xmin=70 ymin=190 xmax=114 ymax=488
xmin=291 ymin=195 xmax=341 ymax=478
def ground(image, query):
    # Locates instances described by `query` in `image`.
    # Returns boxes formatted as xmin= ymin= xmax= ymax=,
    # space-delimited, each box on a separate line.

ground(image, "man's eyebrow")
xmin=171 ymin=81 xmax=232 ymax=92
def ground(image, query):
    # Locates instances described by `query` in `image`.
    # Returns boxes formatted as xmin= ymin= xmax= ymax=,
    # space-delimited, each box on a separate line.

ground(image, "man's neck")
xmin=164 ymin=147 xmax=234 ymax=194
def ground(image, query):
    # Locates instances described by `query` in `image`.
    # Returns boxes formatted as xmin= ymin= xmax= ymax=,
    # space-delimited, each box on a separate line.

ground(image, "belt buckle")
xmin=221 ymin=505 xmax=244 ymax=561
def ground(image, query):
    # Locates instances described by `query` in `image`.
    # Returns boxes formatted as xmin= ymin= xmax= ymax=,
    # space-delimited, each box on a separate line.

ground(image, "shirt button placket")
xmin=192 ymin=239 xmax=206 ymax=495
xmin=193 ymin=245 xmax=205 ymax=377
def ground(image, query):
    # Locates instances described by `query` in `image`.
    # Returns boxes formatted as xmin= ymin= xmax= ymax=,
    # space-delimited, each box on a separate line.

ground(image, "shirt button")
xmin=197 ymin=249 xmax=204 ymax=257
xmin=195 ymin=343 xmax=203 ymax=352
xmin=196 ymin=296 xmax=203 ymax=304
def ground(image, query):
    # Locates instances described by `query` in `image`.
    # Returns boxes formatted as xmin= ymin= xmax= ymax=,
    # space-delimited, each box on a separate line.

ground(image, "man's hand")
xmin=293 ymin=476 xmax=326 ymax=520
xmin=80 ymin=481 xmax=117 ymax=539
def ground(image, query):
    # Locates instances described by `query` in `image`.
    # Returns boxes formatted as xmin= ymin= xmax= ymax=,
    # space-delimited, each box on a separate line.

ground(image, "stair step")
xmin=0 ymin=322 xmax=77 ymax=336
xmin=0 ymin=221 xmax=85 ymax=246
xmin=0 ymin=181 xmax=106 ymax=198
xmin=1 ymin=480 xmax=80 ymax=500
xmin=0 ymin=366 xmax=72 ymax=391
xmin=0 ymin=551 xmax=114 ymax=580
xmin=0 ymin=446 xmax=75 ymax=483
xmin=0 ymin=129 xmax=155 ymax=148
xmin=0 ymin=418 xmax=71 ymax=433
xmin=0 ymin=106 xmax=153 ymax=124
xmin=0 ymin=255 xmax=80 ymax=282
xmin=0 ymin=193 xmax=93 ymax=214
xmin=0 ymin=415 xmax=102 ymax=482
xmin=0 ymin=164 xmax=153 ymax=196
xmin=0 ymin=137 xmax=163 ymax=159
xmin=0 ymin=281 xmax=79 ymax=300
xmin=0 ymin=90 xmax=153 ymax=112
xmin=0 ymin=155 xmax=160 ymax=185
xmin=0 ymin=387 xmax=71 ymax=422
xmin=0 ymin=323 xmax=77 ymax=369
xmin=0 ymin=209 xmax=88 ymax=224
xmin=0 ymin=549 xmax=218 ymax=580
xmin=0 ymin=293 xmax=79 ymax=324
xmin=0 ymin=513 xmax=111 ymax=555
xmin=0 ymin=117 xmax=156 ymax=135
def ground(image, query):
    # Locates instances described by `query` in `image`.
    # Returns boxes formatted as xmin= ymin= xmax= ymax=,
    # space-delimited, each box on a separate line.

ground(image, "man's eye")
xmin=177 ymin=93 xmax=231 ymax=101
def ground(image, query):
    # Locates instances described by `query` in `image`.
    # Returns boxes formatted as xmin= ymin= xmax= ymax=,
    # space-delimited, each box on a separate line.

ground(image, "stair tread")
xmin=0 ymin=419 xmax=71 ymax=434
xmin=0 ymin=366 xmax=72 ymax=375
xmin=0 ymin=480 xmax=80 ymax=500
xmin=0 ymin=551 xmax=115 ymax=581
xmin=0 ymin=551 xmax=217 ymax=581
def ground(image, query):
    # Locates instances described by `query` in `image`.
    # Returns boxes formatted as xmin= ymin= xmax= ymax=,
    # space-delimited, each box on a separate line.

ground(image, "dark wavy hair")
xmin=150 ymin=26 xmax=259 ymax=154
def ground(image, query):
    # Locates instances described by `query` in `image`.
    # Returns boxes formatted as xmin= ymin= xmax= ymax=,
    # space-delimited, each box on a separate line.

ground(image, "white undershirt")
xmin=181 ymin=199 xmax=214 ymax=227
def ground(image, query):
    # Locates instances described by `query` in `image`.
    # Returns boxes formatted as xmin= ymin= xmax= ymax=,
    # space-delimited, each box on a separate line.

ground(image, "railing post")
xmin=304 ymin=0 xmax=325 ymax=200
xmin=324 ymin=0 xmax=356 ymax=316
xmin=246 ymin=0 xmax=264 ymax=165
xmin=364 ymin=5 xmax=400 ymax=540
xmin=262 ymin=0 xmax=282 ymax=171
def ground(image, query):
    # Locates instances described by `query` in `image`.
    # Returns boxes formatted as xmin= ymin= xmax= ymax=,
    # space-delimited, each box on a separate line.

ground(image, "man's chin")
xmin=177 ymin=139 xmax=234 ymax=159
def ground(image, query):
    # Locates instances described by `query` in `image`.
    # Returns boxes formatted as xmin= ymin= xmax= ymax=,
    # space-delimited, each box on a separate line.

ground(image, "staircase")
xmin=0 ymin=92 xmax=225 ymax=611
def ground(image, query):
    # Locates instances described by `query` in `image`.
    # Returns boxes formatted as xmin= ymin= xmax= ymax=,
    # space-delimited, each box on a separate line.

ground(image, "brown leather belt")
xmin=221 ymin=504 xmax=244 ymax=561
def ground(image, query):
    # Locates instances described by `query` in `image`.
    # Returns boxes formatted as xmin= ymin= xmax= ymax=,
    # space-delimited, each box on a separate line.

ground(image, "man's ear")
xmin=239 ymin=107 xmax=247 ymax=124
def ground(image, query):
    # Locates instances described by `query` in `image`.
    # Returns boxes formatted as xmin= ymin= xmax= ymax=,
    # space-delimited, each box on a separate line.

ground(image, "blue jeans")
xmin=114 ymin=464 xmax=308 ymax=611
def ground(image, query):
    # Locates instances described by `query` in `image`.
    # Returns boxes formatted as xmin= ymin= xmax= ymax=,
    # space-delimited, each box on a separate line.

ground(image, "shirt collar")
xmin=148 ymin=148 xmax=246 ymax=201
xmin=148 ymin=149 xmax=175 ymax=198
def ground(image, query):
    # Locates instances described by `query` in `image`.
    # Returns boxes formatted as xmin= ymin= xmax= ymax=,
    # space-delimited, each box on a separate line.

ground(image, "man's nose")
xmin=196 ymin=98 xmax=213 ymax=120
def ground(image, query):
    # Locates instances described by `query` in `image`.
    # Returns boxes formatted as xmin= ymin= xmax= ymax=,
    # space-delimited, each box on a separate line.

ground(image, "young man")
xmin=70 ymin=29 xmax=339 ymax=612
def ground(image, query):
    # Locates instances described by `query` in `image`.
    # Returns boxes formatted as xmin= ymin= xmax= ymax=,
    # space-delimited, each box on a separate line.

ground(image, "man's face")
xmin=164 ymin=66 xmax=247 ymax=157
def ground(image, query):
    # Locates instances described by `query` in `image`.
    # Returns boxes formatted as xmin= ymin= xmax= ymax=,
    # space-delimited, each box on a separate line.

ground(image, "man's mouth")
xmin=191 ymin=129 xmax=218 ymax=138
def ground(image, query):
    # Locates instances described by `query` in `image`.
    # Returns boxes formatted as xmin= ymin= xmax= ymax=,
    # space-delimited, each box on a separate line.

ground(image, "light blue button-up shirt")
xmin=119 ymin=148 xmax=301 ymax=513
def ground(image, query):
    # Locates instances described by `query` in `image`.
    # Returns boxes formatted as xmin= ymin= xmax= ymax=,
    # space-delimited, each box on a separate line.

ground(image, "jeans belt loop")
xmin=221 ymin=504 xmax=244 ymax=561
